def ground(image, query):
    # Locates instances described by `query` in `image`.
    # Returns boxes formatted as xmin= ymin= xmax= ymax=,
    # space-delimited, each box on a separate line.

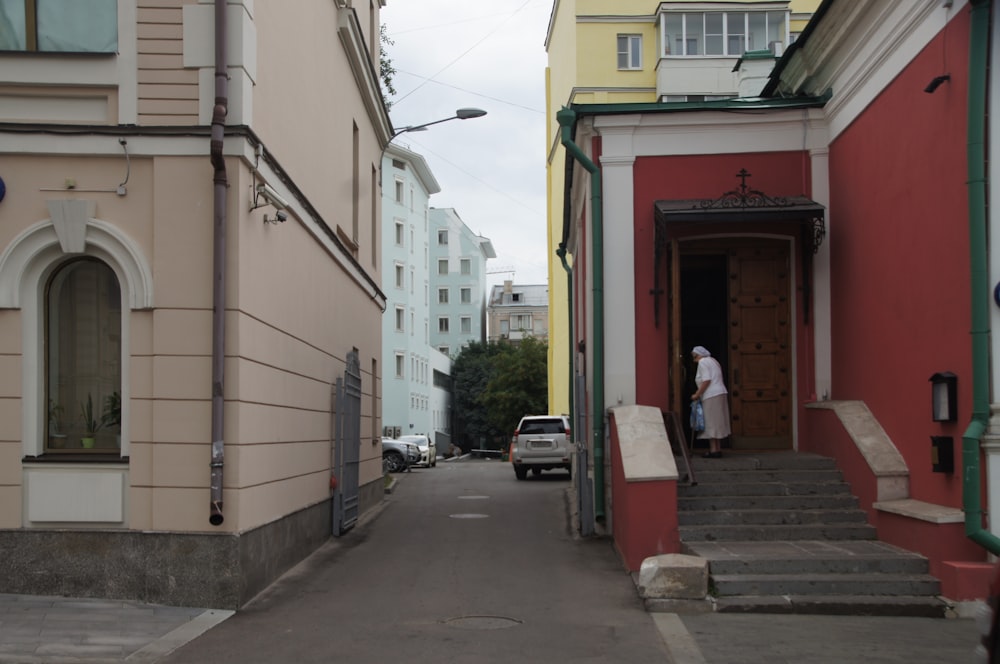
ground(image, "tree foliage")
xmin=481 ymin=337 xmax=548 ymax=435
xmin=379 ymin=24 xmax=397 ymax=109
xmin=451 ymin=338 xmax=548 ymax=450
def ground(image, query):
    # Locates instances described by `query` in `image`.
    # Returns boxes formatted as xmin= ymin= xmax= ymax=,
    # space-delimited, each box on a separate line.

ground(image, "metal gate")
xmin=332 ymin=348 xmax=362 ymax=536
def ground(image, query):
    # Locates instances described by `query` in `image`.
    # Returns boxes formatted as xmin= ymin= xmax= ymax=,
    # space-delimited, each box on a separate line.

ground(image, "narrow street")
xmin=159 ymin=458 xmax=671 ymax=663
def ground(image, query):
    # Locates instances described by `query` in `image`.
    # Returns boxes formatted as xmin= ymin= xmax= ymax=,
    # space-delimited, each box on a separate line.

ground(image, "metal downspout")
xmin=208 ymin=0 xmax=228 ymax=526
xmin=964 ymin=0 xmax=999 ymax=552
xmin=557 ymin=107 xmax=605 ymax=520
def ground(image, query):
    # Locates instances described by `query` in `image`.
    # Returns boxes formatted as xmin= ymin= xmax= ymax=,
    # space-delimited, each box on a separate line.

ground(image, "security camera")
xmin=257 ymin=183 xmax=289 ymax=210
xmin=275 ymin=210 xmax=288 ymax=222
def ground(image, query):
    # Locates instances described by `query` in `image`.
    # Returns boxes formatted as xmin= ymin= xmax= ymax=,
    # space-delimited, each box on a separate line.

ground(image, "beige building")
xmin=0 ymin=0 xmax=389 ymax=609
xmin=487 ymin=281 xmax=549 ymax=344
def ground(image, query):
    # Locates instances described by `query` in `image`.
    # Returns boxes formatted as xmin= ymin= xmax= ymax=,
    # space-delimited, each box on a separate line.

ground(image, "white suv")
xmin=509 ymin=415 xmax=572 ymax=480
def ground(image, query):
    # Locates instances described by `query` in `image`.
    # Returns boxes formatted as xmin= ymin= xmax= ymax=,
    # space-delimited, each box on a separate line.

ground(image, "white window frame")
xmin=438 ymin=287 xmax=449 ymax=304
xmin=438 ymin=317 xmax=450 ymax=333
xmin=394 ymin=220 xmax=405 ymax=247
xmin=394 ymin=262 xmax=404 ymax=289
xmin=395 ymin=353 xmax=405 ymax=378
xmin=460 ymin=258 xmax=471 ymax=275
xmin=395 ymin=306 xmax=405 ymax=332
xmin=437 ymin=229 xmax=448 ymax=245
xmin=617 ymin=34 xmax=642 ymax=70
xmin=438 ymin=259 xmax=449 ymax=275
xmin=460 ymin=287 xmax=472 ymax=304
xmin=394 ymin=178 xmax=404 ymax=203
xmin=460 ymin=316 xmax=472 ymax=334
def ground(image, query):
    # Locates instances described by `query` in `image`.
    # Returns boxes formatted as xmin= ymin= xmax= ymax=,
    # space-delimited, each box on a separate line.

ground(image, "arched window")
xmin=45 ymin=259 xmax=122 ymax=452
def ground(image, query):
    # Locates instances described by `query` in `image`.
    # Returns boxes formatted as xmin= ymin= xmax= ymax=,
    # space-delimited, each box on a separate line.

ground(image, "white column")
xmin=597 ymin=127 xmax=637 ymax=408
xmin=810 ymin=147 xmax=832 ymax=402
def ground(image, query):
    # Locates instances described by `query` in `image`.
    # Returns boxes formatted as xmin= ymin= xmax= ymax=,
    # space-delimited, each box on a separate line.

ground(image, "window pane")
xmin=46 ymin=259 xmax=121 ymax=451
xmin=0 ymin=0 xmax=27 ymax=50
xmin=617 ymin=35 xmax=628 ymax=69
xmin=460 ymin=259 xmax=470 ymax=275
xmin=684 ymin=14 xmax=702 ymax=56
xmin=629 ymin=36 xmax=641 ymax=68
xmin=38 ymin=0 xmax=117 ymax=52
xmin=705 ymin=13 xmax=723 ymax=55
xmin=767 ymin=11 xmax=786 ymax=50
xmin=727 ymin=12 xmax=745 ymax=55
xmin=664 ymin=14 xmax=682 ymax=55
xmin=748 ymin=12 xmax=766 ymax=52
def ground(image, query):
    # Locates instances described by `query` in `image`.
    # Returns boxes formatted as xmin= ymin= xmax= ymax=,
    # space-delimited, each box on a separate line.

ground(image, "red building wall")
xmin=821 ymin=10 xmax=972 ymax=509
xmin=630 ymin=151 xmax=813 ymax=420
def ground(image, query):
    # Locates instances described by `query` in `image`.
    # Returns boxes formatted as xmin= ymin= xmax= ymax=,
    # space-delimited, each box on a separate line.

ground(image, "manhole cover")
xmin=444 ymin=615 xmax=522 ymax=630
xmin=458 ymin=495 xmax=490 ymax=500
xmin=449 ymin=513 xmax=489 ymax=519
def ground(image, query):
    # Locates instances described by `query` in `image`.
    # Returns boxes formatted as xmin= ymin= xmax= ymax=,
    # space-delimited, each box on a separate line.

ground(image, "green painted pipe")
xmin=557 ymin=107 xmax=605 ymax=520
xmin=963 ymin=0 xmax=1000 ymax=553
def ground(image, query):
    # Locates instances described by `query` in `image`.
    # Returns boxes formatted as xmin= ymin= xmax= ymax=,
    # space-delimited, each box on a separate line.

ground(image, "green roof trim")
xmin=568 ymin=91 xmax=830 ymax=117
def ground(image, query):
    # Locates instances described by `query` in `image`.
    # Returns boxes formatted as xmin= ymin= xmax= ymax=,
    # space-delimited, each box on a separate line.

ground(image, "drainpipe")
xmin=557 ymin=107 xmax=605 ymax=520
xmin=963 ymin=0 xmax=999 ymax=553
xmin=208 ymin=0 xmax=228 ymax=526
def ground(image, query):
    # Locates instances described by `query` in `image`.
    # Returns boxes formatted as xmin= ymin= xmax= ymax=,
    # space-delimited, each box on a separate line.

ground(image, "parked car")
xmin=509 ymin=415 xmax=572 ymax=480
xmin=399 ymin=434 xmax=436 ymax=468
xmin=382 ymin=437 xmax=420 ymax=473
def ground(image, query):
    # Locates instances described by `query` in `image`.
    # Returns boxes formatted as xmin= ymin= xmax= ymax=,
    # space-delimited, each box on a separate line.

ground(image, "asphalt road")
xmin=158 ymin=458 xmax=671 ymax=664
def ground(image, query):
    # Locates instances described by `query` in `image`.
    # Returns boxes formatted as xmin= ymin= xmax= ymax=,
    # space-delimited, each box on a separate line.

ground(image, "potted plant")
xmin=48 ymin=399 xmax=67 ymax=448
xmin=101 ymin=391 xmax=121 ymax=447
xmin=79 ymin=394 xmax=102 ymax=449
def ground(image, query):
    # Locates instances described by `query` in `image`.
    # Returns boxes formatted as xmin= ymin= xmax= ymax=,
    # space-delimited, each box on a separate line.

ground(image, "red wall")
xmin=630 ymin=151 xmax=813 ymax=417
xmin=823 ymin=11 xmax=972 ymax=509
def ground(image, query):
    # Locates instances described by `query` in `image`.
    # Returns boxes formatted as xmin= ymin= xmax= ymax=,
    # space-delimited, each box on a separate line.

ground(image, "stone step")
xmin=684 ymin=540 xmax=931 ymax=575
xmin=679 ymin=508 xmax=869 ymax=527
xmin=678 ymin=494 xmax=860 ymax=511
xmin=711 ymin=572 xmax=941 ymax=597
xmin=679 ymin=523 xmax=877 ymax=542
xmin=684 ymin=453 xmax=839 ymax=471
xmin=690 ymin=468 xmax=844 ymax=484
xmin=710 ymin=595 xmax=948 ymax=617
xmin=679 ymin=481 xmax=853 ymax=498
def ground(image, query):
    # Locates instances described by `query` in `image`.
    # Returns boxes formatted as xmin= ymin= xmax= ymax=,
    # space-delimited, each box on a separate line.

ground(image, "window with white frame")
xmin=512 ymin=314 xmax=532 ymax=330
xmin=395 ymin=353 xmax=405 ymax=378
xmin=460 ymin=316 xmax=471 ymax=334
xmin=1 ymin=0 xmax=118 ymax=52
xmin=438 ymin=345 xmax=450 ymax=355
xmin=394 ymin=178 xmax=404 ymax=203
xmin=460 ymin=287 xmax=472 ymax=304
xmin=438 ymin=287 xmax=449 ymax=304
xmin=460 ymin=258 xmax=470 ymax=275
xmin=438 ymin=317 xmax=449 ymax=333
xmin=438 ymin=259 xmax=448 ymax=275
xmin=617 ymin=34 xmax=642 ymax=70
xmin=45 ymin=258 xmax=122 ymax=452
xmin=394 ymin=220 xmax=404 ymax=246
xmin=662 ymin=10 xmax=787 ymax=57
xmin=395 ymin=306 xmax=405 ymax=332
xmin=437 ymin=229 xmax=448 ymax=245
xmin=394 ymin=263 xmax=404 ymax=289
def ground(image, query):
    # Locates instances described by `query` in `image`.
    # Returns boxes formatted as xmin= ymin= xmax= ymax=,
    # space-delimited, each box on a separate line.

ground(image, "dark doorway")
xmin=680 ymin=254 xmax=727 ymax=449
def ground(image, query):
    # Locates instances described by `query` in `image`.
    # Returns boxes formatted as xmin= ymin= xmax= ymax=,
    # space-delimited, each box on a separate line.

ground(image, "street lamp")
xmin=390 ymin=107 xmax=487 ymax=140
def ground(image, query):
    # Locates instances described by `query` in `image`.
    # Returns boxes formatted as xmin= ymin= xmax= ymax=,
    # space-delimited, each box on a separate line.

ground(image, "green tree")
xmin=379 ymin=24 xmax=397 ymax=109
xmin=482 ymin=336 xmax=548 ymax=436
xmin=452 ymin=341 xmax=507 ymax=450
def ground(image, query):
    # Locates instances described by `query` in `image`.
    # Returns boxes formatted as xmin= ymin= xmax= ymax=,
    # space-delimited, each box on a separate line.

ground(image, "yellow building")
xmin=544 ymin=0 xmax=819 ymax=419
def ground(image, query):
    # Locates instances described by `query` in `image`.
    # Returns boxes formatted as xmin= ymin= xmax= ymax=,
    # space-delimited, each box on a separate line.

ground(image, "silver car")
xmin=399 ymin=434 xmax=437 ymax=468
xmin=382 ymin=437 xmax=420 ymax=473
xmin=510 ymin=415 xmax=572 ymax=480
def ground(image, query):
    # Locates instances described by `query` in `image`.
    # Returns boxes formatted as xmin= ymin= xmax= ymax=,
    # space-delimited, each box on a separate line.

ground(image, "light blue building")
xmin=381 ymin=144 xmax=441 ymax=441
xmin=428 ymin=208 xmax=496 ymax=357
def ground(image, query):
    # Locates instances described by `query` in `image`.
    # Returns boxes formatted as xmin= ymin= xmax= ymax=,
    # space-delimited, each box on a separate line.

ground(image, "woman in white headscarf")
xmin=691 ymin=345 xmax=731 ymax=458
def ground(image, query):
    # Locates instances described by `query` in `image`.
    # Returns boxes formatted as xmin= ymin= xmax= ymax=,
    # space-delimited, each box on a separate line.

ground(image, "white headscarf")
xmin=692 ymin=345 xmax=711 ymax=358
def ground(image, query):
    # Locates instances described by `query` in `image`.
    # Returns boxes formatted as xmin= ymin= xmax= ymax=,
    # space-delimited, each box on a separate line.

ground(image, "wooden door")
xmin=727 ymin=245 xmax=791 ymax=449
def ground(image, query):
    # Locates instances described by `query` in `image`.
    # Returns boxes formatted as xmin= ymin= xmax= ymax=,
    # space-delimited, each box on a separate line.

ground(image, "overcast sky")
xmin=380 ymin=0 xmax=552 ymax=292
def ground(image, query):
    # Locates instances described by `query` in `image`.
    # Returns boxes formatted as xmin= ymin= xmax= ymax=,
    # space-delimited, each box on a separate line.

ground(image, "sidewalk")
xmin=0 ymin=594 xmax=231 ymax=663
xmin=652 ymin=611 xmax=986 ymax=664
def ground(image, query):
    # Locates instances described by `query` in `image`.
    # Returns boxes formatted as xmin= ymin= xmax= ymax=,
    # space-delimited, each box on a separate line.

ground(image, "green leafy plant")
xmin=48 ymin=399 xmax=64 ymax=434
xmin=80 ymin=394 xmax=103 ymax=438
xmin=101 ymin=391 xmax=121 ymax=430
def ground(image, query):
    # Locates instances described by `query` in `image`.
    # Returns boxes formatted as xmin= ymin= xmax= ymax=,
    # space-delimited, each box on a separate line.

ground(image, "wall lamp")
xmin=924 ymin=74 xmax=951 ymax=94
xmin=390 ymin=107 xmax=487 ymax=141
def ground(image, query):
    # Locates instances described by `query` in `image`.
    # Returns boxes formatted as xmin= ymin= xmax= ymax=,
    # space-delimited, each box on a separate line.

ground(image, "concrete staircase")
xmin=677 ymin=451 xmax=947 ymax=616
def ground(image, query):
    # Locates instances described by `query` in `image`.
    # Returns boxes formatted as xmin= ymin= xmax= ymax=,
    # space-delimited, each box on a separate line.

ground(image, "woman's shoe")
xmin=701 ymin=451 xmax=722 ymax=459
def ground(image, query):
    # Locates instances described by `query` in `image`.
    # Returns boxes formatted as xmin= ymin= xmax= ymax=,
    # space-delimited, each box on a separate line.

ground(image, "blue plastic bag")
xmin=690 ymin=400 xmax=705 ymax=432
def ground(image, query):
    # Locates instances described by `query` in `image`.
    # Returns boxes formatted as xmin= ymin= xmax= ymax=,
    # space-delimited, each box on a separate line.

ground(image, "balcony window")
xmin=0 ymin=0 xmax=118 ymax=52
xmin=661 ymin=10 xmax=786 ymax=58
